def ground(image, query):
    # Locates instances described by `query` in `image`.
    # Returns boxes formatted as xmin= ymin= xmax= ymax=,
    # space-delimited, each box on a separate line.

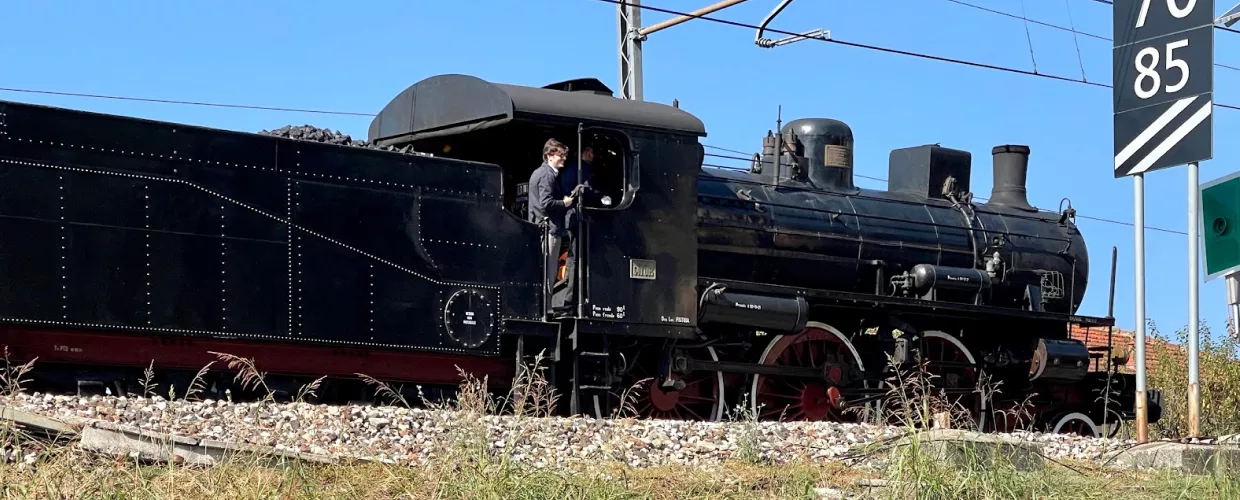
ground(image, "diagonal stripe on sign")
xmin=1115 ymin=95 xmax=1198 ymax=171
xmin=1130 ymin=99 xmax=1213 ymax=175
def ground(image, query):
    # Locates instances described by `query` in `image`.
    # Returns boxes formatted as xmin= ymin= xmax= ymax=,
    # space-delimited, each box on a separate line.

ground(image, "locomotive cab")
xmin=510 ymin=130 xmax=629 ymax=221
xmin=367 ymin=74 xmax=707 ymax=333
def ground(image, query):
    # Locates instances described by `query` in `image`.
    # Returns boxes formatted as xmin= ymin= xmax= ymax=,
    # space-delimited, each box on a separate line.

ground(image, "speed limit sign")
xmin=1113 ymin=0 xmax=1214 ymax=178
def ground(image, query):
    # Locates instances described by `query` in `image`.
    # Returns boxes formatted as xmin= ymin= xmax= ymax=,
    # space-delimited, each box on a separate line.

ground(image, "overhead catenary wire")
xmin=0 ymin=87 xmax=376 ymax=117
xmin=946 ymin=0 xmax=1108 ymax=42
xmin=943 ymin=0 xmax=1240 ymax=73
xmin=1086 ymin=0 xmax=1240 ymax=34
xmin=1017 ymin=0 xmax=1040 ymax=73
xmin=1065 ymin=0 xmax=1092 ymax=81
xmin=596 ymin=0 xmax=1240 ymax=113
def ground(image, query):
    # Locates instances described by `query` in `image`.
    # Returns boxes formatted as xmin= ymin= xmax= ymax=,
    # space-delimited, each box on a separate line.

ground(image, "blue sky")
xmin=1 ymin=0 xmax=1237 ymax=337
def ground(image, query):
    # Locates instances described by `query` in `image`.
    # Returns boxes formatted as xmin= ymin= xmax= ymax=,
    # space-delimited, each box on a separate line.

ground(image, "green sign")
xmin=1201 ymin=171 xmax=1240 ymax=281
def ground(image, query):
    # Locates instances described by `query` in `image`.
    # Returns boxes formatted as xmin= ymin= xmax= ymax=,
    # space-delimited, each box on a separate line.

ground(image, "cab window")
xmin=408 ymin=122 xmax=633 ymax=221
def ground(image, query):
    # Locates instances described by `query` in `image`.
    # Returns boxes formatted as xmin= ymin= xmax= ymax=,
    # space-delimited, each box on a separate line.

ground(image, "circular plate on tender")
xmin=442 ymin=289 xmax=493 ymax=349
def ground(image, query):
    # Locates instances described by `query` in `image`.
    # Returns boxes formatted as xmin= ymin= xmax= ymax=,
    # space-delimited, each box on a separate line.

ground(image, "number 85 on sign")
xmin=1112 ymin=0 xmax=1214 ymax=177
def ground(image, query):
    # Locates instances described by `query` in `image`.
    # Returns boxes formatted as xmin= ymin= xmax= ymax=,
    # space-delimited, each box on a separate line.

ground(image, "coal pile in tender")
xmin=258 ymin=125 xmax=419 ymax=154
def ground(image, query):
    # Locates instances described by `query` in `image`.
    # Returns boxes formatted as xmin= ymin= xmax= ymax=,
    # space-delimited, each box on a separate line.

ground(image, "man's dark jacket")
xmin=528 ymin=162 xmax=568 ymax=236
xmin=559 ymin=159 xmax=593 ymax=196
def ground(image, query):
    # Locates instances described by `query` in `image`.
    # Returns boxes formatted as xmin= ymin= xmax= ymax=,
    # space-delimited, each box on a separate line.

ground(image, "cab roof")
xmin=367 ymin=74 xmax=707 ymax=146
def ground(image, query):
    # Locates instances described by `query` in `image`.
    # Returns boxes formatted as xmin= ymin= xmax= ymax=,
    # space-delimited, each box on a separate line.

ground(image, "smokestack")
xmin=989 ymin=144 xmax=1035 ymax=211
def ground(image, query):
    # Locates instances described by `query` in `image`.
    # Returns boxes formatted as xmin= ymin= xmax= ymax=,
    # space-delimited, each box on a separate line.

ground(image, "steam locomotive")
xmin=0 ymin=73 xmax=1160 ymax=437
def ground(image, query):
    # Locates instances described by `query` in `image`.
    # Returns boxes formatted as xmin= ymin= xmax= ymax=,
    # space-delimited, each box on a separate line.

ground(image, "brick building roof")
xmin=1068 ymin=324 xmax=1185 ymax=374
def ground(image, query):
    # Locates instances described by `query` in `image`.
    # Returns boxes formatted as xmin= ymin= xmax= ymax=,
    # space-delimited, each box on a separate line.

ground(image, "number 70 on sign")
xmin=1134 ymin=0 xmax=1199 ymax=27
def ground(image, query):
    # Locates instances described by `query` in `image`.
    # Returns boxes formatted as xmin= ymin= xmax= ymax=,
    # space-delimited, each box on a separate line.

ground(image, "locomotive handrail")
xmin=699 ymin=166 xmax=1077 ymax=228
xmin=697 ymin=192 xmax=1074 ymax=245
xmin=701 ymin=277 xmax=1114 ymax=326
xmin=576 ymin=123 xmax=585 ymax=320
xmin=538 ymin=216 xmax=552 ymax=319
xmin=610 ymin=141 xmax=641 ymax=212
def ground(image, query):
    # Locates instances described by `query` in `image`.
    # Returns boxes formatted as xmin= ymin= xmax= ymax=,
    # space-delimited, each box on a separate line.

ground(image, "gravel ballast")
xmin=0 ymin=393 xmax=1141 ymax=470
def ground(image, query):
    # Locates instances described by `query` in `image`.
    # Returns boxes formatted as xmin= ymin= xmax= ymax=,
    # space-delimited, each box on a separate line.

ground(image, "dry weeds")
xmin=3 ymin=338 xmax=1240 ymax=498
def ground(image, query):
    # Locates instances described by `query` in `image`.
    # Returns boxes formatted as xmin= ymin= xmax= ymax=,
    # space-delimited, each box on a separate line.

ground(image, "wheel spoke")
xmin=677 ymin=394 xmax=717 ymax=403
xmin=608 ymin=346 xmax=723 ymax=422
xmin=758 ymin=389 xmax=801 ymax=401
xmin=918 ymin=332 xmax=979 ymax=425
xmin=751 ymin=324 xmax=864 ymax=423
xmin=774 ymin=377 xmax=804 ymax=393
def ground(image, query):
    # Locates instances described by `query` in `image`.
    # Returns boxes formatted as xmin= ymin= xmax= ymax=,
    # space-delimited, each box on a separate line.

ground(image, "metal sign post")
xmin=1113 ymin=0 xmax=1215 ymax=443
xmin=1189 ymin=159 xmax=1200 ymax=436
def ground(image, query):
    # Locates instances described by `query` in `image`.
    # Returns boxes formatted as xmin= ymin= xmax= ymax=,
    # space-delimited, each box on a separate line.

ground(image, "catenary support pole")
xmin=618 ymin=0 xmax=643 ymax=100
xmin=639 ymin=0 xmax=749 ymax=36
xmin=1188 ymin=161 xmax=1201 ymax=437
xmin=1135 ymin=172 xmax=1148 ymax=443
xmin=618 ymin=0 xmax=766 ymax=100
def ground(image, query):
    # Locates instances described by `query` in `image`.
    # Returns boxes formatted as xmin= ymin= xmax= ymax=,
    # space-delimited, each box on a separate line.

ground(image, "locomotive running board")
xmin=698 ymin=277 xmax=1115 ymax=327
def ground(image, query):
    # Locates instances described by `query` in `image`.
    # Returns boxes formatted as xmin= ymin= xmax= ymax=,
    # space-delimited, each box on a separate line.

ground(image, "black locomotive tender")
xmin=0 ymin=73 xmax=1160 ymax=436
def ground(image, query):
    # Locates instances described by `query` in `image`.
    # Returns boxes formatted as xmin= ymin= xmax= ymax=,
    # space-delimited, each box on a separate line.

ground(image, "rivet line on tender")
xmin=415 ymin=193 xmax=438 ymax=269
xmin=4 ymin=134 xmax=496 ymax=199
xmin=58 ymin=175 xmax=66 ymax=319
xmin=0 ymin=158 xmax=498 ymax=291
xmin=369 ymin=263 xmax=375 ymax=341
xmin=502 ymin=281 xmax=542 ymax=320
xmin=425 ymin=239 xmax=499 ymax=249
xmin=4 ymin=136 xmax=275 ymax=172
xmin=496 ymin=287 xmax=503 ymax=327
xmin=220 ymin=203 xmax=228 ymax=330
xmin=144 ymin=184 xmax=152 ymax=324
xmin=295 ymin=182 xmax=303 ymax=336
xmin=286 ymin=181 xmax=294 ymax=336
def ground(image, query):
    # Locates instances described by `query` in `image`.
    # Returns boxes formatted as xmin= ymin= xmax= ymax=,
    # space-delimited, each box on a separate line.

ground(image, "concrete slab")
xmin=78 ymin=421 xmax=335 ymax=466
xmin=1104 ymin=441 xmax=1240 ymax=476
xmin=890 ymin=429 xmax=1046 ymax=472
xmin=0 ymin=405 xmax=79 ymax=438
